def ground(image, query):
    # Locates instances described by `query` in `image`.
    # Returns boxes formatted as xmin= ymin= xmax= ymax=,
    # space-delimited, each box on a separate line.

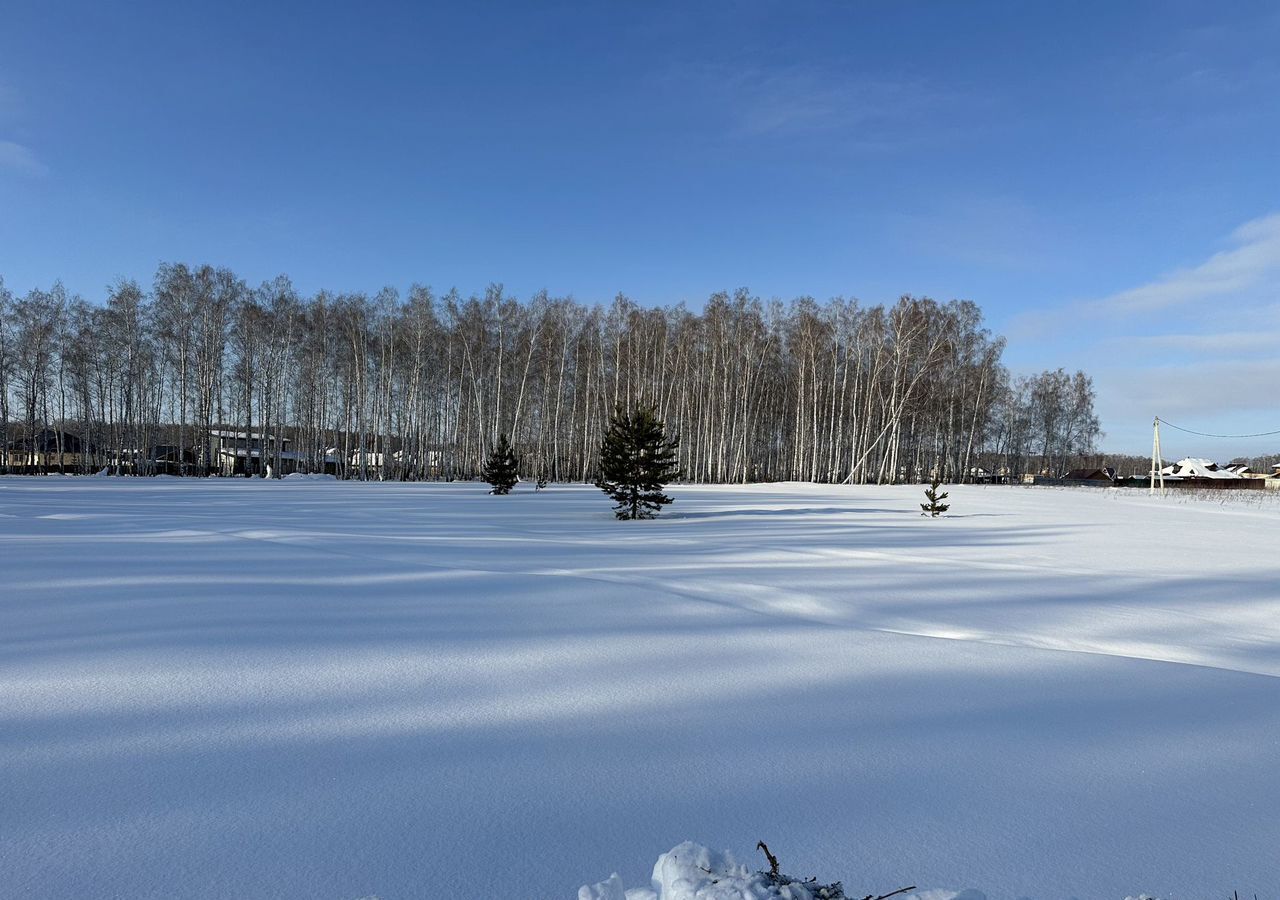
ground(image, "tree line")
xmin=0 ymin=265 xmax=1102 ymax=482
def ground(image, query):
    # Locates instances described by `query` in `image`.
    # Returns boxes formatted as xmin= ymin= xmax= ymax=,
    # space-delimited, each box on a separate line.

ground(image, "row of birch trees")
xmin=0 ymin=265 xmax=1101 ymax=481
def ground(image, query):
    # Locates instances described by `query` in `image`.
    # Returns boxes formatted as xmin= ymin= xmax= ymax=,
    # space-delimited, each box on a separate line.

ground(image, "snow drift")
xmin=579 ymin=843 xmax=1170 ymax=900
xmin=579 ymin=842 xmax=987 ymax=900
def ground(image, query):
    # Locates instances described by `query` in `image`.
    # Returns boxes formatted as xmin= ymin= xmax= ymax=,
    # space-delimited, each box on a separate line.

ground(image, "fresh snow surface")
xmin=1 ymin=478 xmax=1277 ymax=899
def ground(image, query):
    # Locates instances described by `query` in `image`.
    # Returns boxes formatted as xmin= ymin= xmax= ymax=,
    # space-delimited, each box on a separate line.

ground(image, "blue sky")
xmin=1 ymin=1 xmax=1277 ymax=453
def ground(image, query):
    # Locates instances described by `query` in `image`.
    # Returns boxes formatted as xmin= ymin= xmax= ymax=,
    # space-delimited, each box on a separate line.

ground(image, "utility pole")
xmin=1149 ymin=416 xmax=1165 ymax=496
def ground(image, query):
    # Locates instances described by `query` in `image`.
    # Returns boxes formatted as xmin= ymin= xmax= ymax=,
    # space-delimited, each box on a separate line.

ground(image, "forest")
xmin=0 ymin=265 xmax=1103 ymax=483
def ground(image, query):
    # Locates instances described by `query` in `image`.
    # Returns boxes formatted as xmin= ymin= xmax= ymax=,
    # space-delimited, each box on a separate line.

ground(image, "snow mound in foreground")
xmin=578 ymin=842 xmax=985 ymax=900
xmin=578 ymin=844 xmax=1173 ymax=900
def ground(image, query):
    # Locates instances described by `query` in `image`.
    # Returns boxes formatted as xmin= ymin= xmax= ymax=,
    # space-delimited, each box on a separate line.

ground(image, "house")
xmin=344 ymin=447 xmax=443 ymax=478
xmin=350 ymin=449 xmax=396 ymax=471
xmin=150 ymin=445 xmax=200 ymax=476
xmin=1158 ymin=458 xmax=1243 ymax=480
xmin=1064 ymin=467 xmax=1115 ymax=483
xmin=1154 ymin=457 xmax=1268 ymax=489
xmin=2 ymin=429 xmax=96 ymax=472
xmin=320 ymin=447 xmax=342 ymax=475
xmin=210 ymin=430 xmax=301 ymax=476
xmin=1224 ymin=464 xmax=1277 ymax=481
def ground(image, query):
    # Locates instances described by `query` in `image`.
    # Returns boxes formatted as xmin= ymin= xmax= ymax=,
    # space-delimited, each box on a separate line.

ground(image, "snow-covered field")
xmin=1 ymin=478 xmax=1277 ymax=899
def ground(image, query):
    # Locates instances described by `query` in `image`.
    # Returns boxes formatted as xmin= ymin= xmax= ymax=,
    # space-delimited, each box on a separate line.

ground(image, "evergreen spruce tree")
xmin=481 ymin=433 xmax=519 ymax=495
xmin=595 ymin=404 xmax=681 ymax=520
xmin=920 ymin=476 xmax=950 ymax=517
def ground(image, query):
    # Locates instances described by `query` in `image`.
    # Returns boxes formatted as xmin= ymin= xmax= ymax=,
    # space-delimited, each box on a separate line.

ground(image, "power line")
xmin=1156 ymin=418 xmax=1280 ymax=440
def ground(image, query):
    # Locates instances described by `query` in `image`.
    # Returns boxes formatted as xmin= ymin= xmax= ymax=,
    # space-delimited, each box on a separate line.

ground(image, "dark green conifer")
xmin=920 ymin=476 xmax=950 ymax=517
xmin=595 ymin=404 xmax=681 ymax=520
xmin=481 ymin=433 xmax=519 ymax=495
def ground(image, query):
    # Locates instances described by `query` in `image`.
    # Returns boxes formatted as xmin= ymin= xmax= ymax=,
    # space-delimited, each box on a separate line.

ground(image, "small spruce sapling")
xmin=920 ymin=476 xmax=950 ymax=517
xmin=481 ymin=433 xmax=519 ymax=495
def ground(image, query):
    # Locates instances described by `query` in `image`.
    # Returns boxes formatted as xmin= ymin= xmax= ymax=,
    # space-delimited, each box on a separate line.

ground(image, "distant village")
xmin=0 ymin=427 xmax=441 ymax=480
xmin=980 ymin=458 xmax=1280 ymax=491
xmin=2 ymin=425 xmax=1277 ymax=491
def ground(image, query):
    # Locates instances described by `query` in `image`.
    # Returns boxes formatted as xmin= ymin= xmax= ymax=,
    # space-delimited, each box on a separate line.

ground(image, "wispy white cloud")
xmin=0 ymin=82 xmax=46 ymax=177
xmin=731 ymin=70 xmax=940 ymax=138
xmin=1005 ymin=213 xmax=1280 ymax=342
xmin=1120 ymin=328 xmax=1280 ymax=356
xmin=887 ymin=194 xmax=1057 ymax=271
xmin=1092 ymin=357 xmax=1280 ymax=453
xmin=1115 ymin=15 xmax=1280 ymax=130
xmin=0 ymin=139 xmax=47 ymax=176
xmin=658 ymin=62 xmax=969 ymax=148
xmin=1094 ymin=213 xmax=1280 ymax=315
xmin=1099 ymin=357 xmax=1280 ymax=420
xmin=1012 ymin=213 xmax=1280 ymax=451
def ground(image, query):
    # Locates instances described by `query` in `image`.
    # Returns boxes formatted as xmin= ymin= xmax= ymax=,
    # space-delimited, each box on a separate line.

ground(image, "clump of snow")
xmin=580 ymin=842 xmax=828 ymax=900
xmin=580 ymin=843 xmax=977 ymax=900
xmin=580 ymin=845 xmax=1176 ymax=900
xmin=281 ymin=472 xmax=337 ymax=481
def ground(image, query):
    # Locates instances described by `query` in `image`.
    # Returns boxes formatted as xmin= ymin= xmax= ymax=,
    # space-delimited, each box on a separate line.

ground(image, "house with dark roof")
xmin=1063 ymin=467 xmax=1115 ymax=483
xmin=149 ymin=445 xmax=200 ymax=475
xmin=210 ymin=430 xmax=301 ymax=476
xmin=2 ymin=429 xmax=97 ymax=472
